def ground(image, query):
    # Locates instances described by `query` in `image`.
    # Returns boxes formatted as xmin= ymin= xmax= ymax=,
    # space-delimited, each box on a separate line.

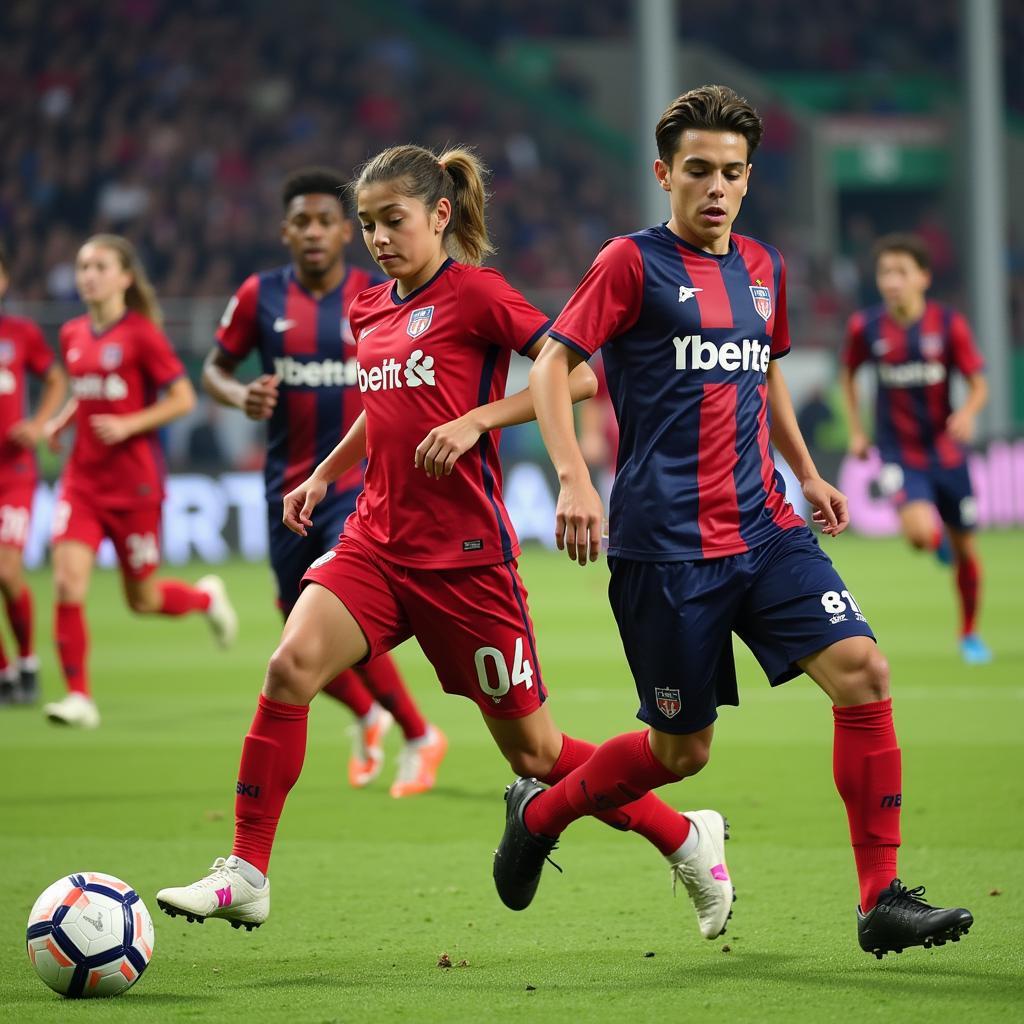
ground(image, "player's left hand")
xmin=89 ymin=414 xmax=134 ymax=445
xmin=415 ymin=415 xmax=483 ymax=479
xmin=6 ymin=419 xmax=43 ymax=449
xmin=946 ymin=409 xmax=975 ymax=443
xmin=803 ymin=475 xmax=850 ymax=537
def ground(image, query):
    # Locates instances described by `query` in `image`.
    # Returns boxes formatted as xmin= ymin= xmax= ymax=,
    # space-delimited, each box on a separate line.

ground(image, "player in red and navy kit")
xmin=0 ymin=245 xmax=66 ymax=705
xmin=514 ymin=86 xmax=973 ymax=957
xmin=41 ymin=235 xmax=237 ymax=729
xmin=157 ymin=145 xmax=712 ymax=934
xmin=203 ymin=167 xmax=444 ymax=797
xmin=841 ymin=235 xmax=991 ymax=665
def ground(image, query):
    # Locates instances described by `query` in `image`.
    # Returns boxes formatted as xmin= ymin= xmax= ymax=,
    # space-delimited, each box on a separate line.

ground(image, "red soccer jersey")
xmin=59 ymin=311 xmax=185 ymax=507
xmin=346 ymin=259 xmax=551 ymax=569
xmin=0 ymin=313 xmax=54 ymax=492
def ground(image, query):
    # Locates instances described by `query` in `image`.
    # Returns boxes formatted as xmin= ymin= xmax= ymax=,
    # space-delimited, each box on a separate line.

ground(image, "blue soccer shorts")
xmin=877 ymin=460 xmax=977 ymax=531
xmin=608 ymin=526 xmax=876 ymax=735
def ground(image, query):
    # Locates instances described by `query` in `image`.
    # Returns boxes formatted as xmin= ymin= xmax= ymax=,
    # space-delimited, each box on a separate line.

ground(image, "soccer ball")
xmin=26 ymin=872 xmax=155 ymax=998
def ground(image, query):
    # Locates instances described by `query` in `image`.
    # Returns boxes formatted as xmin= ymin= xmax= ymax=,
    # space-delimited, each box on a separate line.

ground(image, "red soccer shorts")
xmin=51 ymin=486 xmax=163 ymax=580
xmin=0 ymin=482 xmax=36 ymax=551
xmin=302 ymin=531 xmax=547 ymax=720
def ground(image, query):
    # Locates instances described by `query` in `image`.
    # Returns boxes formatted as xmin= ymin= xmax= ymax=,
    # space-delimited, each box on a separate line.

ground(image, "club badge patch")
xmin=407 ymin=305 xmax=435 ymax=338
xmin=920 ymin=333 xmax=943 ymax=359
xmin=749 ymin=282 xmax=772 ymax=322
xmin=100 ymin=343 xmax=123 ymax=370
xmin=0 ymin=340 xmax=14 ymax=365
xmin=655 ymin=687 xmax=682 ymax=719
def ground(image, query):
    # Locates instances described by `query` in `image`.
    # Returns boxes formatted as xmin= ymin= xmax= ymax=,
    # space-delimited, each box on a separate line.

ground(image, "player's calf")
xmin=857 ymin=879 xmax=972 ymax=958
xmin=156 ymin=856 xmax=269 ymax=930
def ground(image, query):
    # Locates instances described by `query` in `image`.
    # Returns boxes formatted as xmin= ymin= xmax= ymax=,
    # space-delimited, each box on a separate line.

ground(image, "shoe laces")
xmin=880 ymin=879 xmax=929 ymax=910
xmin=187 ymin=857 xmax=234 ymax=891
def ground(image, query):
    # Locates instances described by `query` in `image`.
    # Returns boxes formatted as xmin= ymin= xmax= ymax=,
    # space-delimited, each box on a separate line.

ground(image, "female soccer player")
xmin=42 ymin=235 xmax=237 ymax=729
xmin=0 ymin=244 xmax=66 ymax=704
xmin=158 ymin=145 xmax=729 ymax=937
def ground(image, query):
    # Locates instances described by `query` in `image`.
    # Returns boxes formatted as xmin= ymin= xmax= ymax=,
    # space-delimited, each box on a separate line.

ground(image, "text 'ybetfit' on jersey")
xmin=346 ymin=259 xmax=551 ymax=570
xmin=843 ymin=301 xmax=984 ymax=471
xmin=550 ymin=225 xmax=803 ymax=560
xmin=216 ymin=265 xmax=385 ymax=501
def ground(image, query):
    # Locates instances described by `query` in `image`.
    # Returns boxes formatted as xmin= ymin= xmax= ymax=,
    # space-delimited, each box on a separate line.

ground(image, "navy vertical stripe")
xmin=475 ymin=345 xmax=514 ymax=562
xmin=260 ymin=270 xmax=290 ymax=498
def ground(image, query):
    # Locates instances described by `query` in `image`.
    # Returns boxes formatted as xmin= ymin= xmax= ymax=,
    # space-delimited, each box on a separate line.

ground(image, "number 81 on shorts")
xmin=474 ymin=637 xmax=534 ymax=703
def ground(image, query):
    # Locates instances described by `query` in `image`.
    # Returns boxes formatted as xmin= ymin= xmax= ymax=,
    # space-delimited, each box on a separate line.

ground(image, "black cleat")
xmin=0 ymin=671 xmax=16 ymax=706
xmin=18 ymin=662 xmax=40 ymax=704
xmin=493 ymin=777 xmax=561 ymax=911
xmin=858 ymin=879 xmax=973 ymax=958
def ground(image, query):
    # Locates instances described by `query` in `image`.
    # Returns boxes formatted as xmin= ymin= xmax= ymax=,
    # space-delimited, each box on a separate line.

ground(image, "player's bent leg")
xmin=899 ymin=501 xmax=942 ymax=555
xmin=948 ymin=530 xmax=991 ymax=664
xmin=0 ymin=547 xmax=38 ymax=704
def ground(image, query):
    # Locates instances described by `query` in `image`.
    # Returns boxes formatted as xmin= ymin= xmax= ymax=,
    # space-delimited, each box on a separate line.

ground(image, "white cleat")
xmin=197 ymin=575 xmax=238 ymax=649
xmin=43 ymin=693 xmax=101 ymax=729
xmin=348 ymin=707 xmax=393 ymax=787
xmin=156 ymin=856 xmax=269 ymax=930
xmin=668 ymin=809 xmax=734 ymax=939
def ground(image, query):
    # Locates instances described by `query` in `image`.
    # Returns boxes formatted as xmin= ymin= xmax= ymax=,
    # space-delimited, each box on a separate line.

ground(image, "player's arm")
xmin=946 ymin=373 xmax=988 ymax=443
xmin=202 ymin=347 xmax=279 ymax=421
xmin=839 ymin=366 xmax=871 ymax=459
xmin=414 ymin=339 xmax=598 ymax=479
xmin=89 ymin=377 xmax=196 ymax=446
xmin=7 ymin=364 xmax=67 ymax=449
xmin=766 ymin=361 xmax=849 ymax=537
xmin=43 ymin=398 xmax=78 ymax=451
xmin=282 ymin=411 xmax=368 ymax=537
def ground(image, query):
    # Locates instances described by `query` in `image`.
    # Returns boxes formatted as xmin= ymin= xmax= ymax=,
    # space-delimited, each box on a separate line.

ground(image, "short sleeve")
xmin=23 ymin=320 xmax=55 ymax=376
xmin=842 ymin=312 xmax=870 ymax=371
xmin=215 ymin=275 xmax=261 ymax=359
xmin=549 ymin=238 xmax=644 ymax=358
xmin=947 ymin=310 xmax=985 ymax=377
xmin=769 ymin=256 xmax=790 ymax=358
xmin=137 ymin=321 xmax=186 ymax=389
xmin=459 ymin=267 xmax=552 ymax=354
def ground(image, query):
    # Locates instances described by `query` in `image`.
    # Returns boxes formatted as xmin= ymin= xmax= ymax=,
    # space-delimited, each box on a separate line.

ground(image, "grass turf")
xmin=1 ymin=533 xmax=1022 ymax=1022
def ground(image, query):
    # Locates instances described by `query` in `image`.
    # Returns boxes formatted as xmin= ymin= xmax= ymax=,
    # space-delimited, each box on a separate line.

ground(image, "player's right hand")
xmin=283 ymin=475 xmax=328 ymax=537
xmin=243 ymin=374 xmax=279 ymax=420
xmin=555 ymin=475 xmax=604 ymax=566
xmin=848 ymin=431 xmax=870 ymax=459
xmin=42 ymin=418 xmax=66 ymax=452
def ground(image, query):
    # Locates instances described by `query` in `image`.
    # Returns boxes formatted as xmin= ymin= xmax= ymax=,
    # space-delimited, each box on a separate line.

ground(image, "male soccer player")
xmin=0 ymin=244 xmax=66 ymax=703
xmin=204 ymin=167 xmax=446 ymax=796
xmin=840 ymin=234 xmax=991 ymax=664
xmin=502 ymin=85 xmax=973 ymax=957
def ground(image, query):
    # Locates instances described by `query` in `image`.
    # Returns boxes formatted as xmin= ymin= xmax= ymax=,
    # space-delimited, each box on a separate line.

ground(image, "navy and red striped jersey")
xmin=842 ymin=301 xmax=984 ymax=470
xmin=346 ymin=259 xmax=551 ymax=569
xmin=216 ymin=264 xmax=385 ymax=500
xmin=550 ymin=225 xmax=803 ymax=561
xmin=0 ymin=313 xmax=54 ymax=493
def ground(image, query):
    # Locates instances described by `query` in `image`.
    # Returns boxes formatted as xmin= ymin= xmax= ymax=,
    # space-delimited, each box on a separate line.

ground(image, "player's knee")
xmin=53 ymin=574 xmax=87 ymax=606
xmin=0 ymin=565 xmax=20 ymax=596
xmin=836 ymin=646 xmax=890 ymax=704
xmin=265 ymin=641 xmax=318 ymax=703
xmin=906 ymin=531 xmax=932 ymax=551
xmin=656 ymin=741 xmax=711 ymax=779
xmin=125 ymin=591 xmax=159 ymax=614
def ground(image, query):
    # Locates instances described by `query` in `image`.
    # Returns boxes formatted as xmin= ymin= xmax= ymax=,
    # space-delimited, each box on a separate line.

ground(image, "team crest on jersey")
xmin=920 ymin=333 xmax=943 ymax=358
xmin=872 ymin=338 xmax=890 ymax=357
xmin=749 ymin=283 xmax=772 ymax=322
xmin=100 ymin=343 xmax=123 ymax=370
xmin=655 ymin=687 xmax=682 ymax=719
xmin=0 ymin=340 xmax=14 ymax=365
xmin=406 ymin=305 xmax=435 ymax=338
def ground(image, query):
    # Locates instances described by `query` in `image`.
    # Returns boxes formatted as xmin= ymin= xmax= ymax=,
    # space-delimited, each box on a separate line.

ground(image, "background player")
xmin=840 ymin=234 xmax=991 ymax=664
xmin=157 ymin=145 xmax=720 ymax=937
xmin=515 ymin=85 xmax=973 ymax=958
xmin=42 ymin=234 xmax=236 ymax=729
xmin=0 ymin=244 xmax=66 ymax=704
xmin=204 ymin=167 xmax=445 ymax=796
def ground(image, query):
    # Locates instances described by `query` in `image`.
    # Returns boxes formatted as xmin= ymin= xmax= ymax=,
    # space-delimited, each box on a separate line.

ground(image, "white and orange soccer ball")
xmin=26 ymin=872 xmax=155 ymax=998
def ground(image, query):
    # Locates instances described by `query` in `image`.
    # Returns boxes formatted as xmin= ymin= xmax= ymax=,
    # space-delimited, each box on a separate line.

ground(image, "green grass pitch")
xmin=1 ymin=533 xmax=1022 ymax=1022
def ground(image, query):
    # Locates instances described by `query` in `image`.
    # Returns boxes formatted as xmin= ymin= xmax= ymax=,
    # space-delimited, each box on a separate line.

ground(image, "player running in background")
xmin=203 ymin=167 xmax=444 ymax=796
xmin=515 ymin=85 xmax=973 ymax=958
xmin=157 ymin=145 xmax=720 ymax=937
xmin=0 ymin=244 xmax=66 ymax=705
xmin=840 ymin=235 xmax=991 ymax=665
xmin=41 ymin=235 xmax=236 ymax=729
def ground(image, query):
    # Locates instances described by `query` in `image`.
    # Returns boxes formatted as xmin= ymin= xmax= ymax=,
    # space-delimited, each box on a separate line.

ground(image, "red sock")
xmin=356 ymin=654 xmax=427 ymax=740
xmin=55 ymin=603 xmax=90 ymax=697
xmin=832 ymin=698 xmax=901 ymax=912
xmin=955 ymin=556 xmax=980 ymax=636
xmin=930 ymin=526 xmax=943 ymax=551
xmin=5 ymin=586 xmax=34 ymax=657
xmin=156 ymin=580 xmax=212 ymax=616
xmin=232 ymin=694 xmax=309 ymax=875
xmin=322 ymin=671 xmax=375 ymax=719
xmin=526 ymin=730 xmax=681 ymax=839
xmin=0 ymin=631 xmax=8 ymax=672
xmin=539 ymin=734 xmax=690 ymax=855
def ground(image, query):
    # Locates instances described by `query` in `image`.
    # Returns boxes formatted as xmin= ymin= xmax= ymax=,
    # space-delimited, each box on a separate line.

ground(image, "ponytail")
xmin=83 ymin=233 xmax=163 ymax=328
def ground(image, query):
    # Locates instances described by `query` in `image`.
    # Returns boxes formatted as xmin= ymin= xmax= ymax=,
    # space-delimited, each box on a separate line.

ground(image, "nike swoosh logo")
xmin=359 ymin=325 xmax=381 ymax=340
xmin=273 ymin=318 xmax=296 ymax=332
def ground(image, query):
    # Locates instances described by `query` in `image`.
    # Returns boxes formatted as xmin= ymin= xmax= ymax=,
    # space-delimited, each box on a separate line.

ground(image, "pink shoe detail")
xmin=710 ymin=864 xmax=730 ymax=882
xmin=215 ymin=885 xmax=232 ymax=907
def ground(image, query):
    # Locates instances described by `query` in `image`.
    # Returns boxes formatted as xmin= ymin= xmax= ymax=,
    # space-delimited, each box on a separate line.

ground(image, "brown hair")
xmin=352 ymin=145 xmax=494 ymax=265
xmin=81 ymin=234 xmax=163 ymax=328
xmin=873 ymin=233 xmax=931 ymax=272
xmin=655 ymin=84 xmax=764 ymax=164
